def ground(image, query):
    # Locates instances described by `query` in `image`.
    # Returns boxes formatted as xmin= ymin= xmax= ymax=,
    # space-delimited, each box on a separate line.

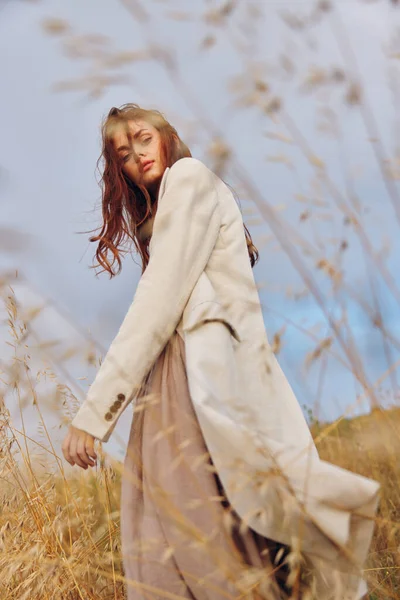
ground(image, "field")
xmin=1 ymin=400 xmax=399 ymax=599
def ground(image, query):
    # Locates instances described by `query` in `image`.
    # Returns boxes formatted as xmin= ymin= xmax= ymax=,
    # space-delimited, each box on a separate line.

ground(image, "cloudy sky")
xmin=1 ymin=0 xmax=399 ymax=465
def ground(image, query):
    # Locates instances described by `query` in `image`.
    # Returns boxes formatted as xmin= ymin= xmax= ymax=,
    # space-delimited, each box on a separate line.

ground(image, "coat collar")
xmin=137 ymin=166 xmax=170 ymax=243
xmin=157 ymin=165 xmax=170 ymax=202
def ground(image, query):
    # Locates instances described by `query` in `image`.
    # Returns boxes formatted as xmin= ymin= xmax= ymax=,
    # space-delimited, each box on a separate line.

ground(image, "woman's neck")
xmin=137 ymin=213 xmax=155 ymax=243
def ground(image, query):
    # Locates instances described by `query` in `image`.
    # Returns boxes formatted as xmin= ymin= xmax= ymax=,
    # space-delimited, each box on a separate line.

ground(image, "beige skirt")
xmin=120 ymin=331 xmax=294 ymax=600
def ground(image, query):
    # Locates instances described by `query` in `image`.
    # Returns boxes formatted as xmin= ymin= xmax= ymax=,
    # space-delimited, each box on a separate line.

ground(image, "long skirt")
xmin=120 ymin=331 xmax=295 ymax=600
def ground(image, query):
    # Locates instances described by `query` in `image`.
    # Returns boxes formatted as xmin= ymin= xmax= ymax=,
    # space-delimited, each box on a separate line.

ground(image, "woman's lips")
xmin=143 ymin=161 xmax=154 ymax=172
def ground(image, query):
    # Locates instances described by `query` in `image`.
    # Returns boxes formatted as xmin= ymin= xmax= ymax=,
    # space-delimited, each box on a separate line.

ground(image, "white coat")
xmin=71 ymin=157 xmax=380 ymax=599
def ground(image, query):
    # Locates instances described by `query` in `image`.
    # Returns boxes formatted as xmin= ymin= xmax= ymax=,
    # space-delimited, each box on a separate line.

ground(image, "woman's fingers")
xmin=62 ymin=426 xmax=97 ymax=469
xmin=69 ymin=430 xmax=88 ymax=469
xmin=62 ymin=429 xmax=74 ymax=466
xmin=77 ymin=435 xmax=96 ymax=468
xmin=85 ymin=436 xmax=98 ymax=463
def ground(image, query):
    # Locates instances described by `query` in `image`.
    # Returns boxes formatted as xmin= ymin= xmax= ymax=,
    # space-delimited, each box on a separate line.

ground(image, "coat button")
xmin=105 ymin=412 xmax=113 ymax=421
xmin=110 ymin=405 xmax=118 ymax=413
xmin=113 ymin=399 xmax=122 ymax=408
xmin=117 ymin=393 xmax=125 ymax=401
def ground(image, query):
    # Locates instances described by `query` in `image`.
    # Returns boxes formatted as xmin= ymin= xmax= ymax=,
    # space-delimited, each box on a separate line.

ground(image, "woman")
xmin=62 ymin=104 xmax=380 ymax=600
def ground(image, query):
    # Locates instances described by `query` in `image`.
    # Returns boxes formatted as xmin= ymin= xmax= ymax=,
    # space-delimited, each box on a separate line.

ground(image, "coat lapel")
xmin=157 ymin=166 xmax=170 ymax=202
xmin=137 ymin=167 xmax=170 ymax=243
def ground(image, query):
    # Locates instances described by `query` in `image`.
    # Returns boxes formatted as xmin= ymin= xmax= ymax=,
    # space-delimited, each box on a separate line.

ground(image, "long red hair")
xmin=86 ymin=103 xmax=259 ymax=277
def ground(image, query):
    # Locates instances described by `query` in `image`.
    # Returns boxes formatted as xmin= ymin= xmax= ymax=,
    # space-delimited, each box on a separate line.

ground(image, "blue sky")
xmin=1 ymin=0 xmax=399 ymax=464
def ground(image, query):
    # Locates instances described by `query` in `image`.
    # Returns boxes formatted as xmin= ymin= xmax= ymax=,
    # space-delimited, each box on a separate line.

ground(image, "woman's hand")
xmin=62 ymin=425 xmax=97 ymax=469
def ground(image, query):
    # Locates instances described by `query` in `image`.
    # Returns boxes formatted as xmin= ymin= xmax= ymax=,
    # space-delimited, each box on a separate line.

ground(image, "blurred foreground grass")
xmin=1 ymin=404 xmax=399 ymax=599
xmin=1 ymin=3 xmax=400 ymax=595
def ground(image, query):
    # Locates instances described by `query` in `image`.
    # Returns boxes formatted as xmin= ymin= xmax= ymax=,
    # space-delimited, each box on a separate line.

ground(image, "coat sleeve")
xmin=70 ymin=157 xmax=222 ymax=442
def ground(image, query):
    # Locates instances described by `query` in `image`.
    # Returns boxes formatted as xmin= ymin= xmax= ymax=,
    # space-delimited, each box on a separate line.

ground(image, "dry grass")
xmin=311 ymin=408 xmax=400 ymax=600
xmin=1 ymin=396 xmax=399 ymax=599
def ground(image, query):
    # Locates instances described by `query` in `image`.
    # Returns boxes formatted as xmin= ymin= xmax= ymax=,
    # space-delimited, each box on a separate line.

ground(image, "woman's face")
xmin=112 ymin=119 xmax=165 ymax=198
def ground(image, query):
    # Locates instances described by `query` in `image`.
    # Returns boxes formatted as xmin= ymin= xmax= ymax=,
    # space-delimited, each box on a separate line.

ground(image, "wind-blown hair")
xmin=87 ymin=103 xmax=259 ymax=277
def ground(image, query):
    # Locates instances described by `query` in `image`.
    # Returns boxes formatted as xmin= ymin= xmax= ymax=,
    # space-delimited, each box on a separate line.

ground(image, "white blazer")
xmin=71 ymin=157 xmax=380 ymax=599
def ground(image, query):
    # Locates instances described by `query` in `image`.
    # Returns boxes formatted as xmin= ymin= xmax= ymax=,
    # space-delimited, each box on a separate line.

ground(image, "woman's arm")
xmin=70 ymin=157 xmax=222 ymax=442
